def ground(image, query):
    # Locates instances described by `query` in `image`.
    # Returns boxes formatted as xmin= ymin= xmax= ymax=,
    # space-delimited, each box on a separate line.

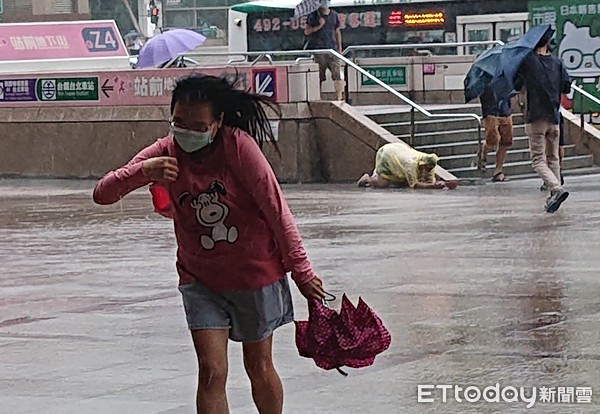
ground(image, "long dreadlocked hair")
xmin=170 ymin=74 xmax=281 ymax=155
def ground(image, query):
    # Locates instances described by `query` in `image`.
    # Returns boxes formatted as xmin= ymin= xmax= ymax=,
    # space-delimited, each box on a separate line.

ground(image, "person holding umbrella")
xmin=514 ymin=29 xmax=572 ymax=213
xmin=93 ymin=75 xmax=326 ymax=413
xmin=478 ymin=85 xmax=513 ymax=182
xmin=304 ymin=0 xmax=344 ymax=101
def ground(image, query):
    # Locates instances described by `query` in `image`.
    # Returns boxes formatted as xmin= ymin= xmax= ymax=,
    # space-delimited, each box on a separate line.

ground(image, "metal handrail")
xmin=227 ymin=56 xmax=247 ymax=65
xmin=251 ymin=53 xmax=273 ymax=66
xmin=571 ymin=83 xmax=600 ymax=105
xmin=343 ymin=40 xmax=505 ymax=58
xmin=170 ymin=48 xmax=483 ymax=169
xmin=570 ymin=82 xmax=600 ymax=141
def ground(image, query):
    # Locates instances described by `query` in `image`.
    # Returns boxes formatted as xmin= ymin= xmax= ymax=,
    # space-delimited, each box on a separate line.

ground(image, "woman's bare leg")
xmin=191 ymin=329 xmax=230 ymax=414
xmin=243 ymin=335 xmax=283 ymax=414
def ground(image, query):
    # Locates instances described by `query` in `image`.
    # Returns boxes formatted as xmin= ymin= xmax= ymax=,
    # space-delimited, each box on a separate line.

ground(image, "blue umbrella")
xmin=464 ymin=44 xmax=504 ymax=103
xmin=489 ymin=24 xmax=554 ymax=100
xmin=137 ymin=29 xmax=206 ymax=68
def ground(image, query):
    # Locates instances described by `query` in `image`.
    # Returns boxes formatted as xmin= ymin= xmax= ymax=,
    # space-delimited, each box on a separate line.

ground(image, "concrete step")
xmin=380 ymin=117 xmax=477 ymax=136
xmin=449 ymin=155 xmax=595 ymax=178
xmin=416 ymin=135 xmax=530 ymax=157
xmin=399 ymin=125 xmax=526 ymax=147
xmin=379 ymin=114 xmax=526 ymax=135
xmin=439 ymin=145 xmax=579 ymax=170
xmin=508 ymin=166 xmax=600 ymax=181
xmin=360 ymin=104 xmax=482 ymax=125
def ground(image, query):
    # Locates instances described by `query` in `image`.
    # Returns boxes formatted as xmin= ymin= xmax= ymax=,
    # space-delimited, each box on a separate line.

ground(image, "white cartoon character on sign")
xmin=178 ymin=181 xmax=238 ymax=250
xmin=559 ymin=21 xmax=600 ymax=123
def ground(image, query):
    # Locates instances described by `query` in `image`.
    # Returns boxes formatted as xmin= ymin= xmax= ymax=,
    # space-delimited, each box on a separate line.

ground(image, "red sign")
xmin=0 ymin=20 xmax=128 ymax=62
xmin=388 ymin=11 xmax=403 ymax=27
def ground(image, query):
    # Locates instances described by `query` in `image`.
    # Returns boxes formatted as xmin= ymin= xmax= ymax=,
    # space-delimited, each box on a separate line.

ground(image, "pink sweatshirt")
xmin=93 ymin=127 xmax=317 ymax=292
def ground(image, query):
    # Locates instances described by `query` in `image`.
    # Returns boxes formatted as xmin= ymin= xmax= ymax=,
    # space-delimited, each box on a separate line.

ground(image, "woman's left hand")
xmin=298 ymin=276 xmax=326 ymax=300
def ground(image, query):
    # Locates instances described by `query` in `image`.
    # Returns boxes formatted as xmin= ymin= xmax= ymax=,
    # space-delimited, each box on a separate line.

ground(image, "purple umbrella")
xmin=137 ymin=29 xmax=206 ymax=68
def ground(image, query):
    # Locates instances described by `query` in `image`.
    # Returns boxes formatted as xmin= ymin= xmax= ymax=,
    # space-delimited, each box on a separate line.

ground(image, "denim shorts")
xmin=178 ymin=277 xmax=294 ymax=342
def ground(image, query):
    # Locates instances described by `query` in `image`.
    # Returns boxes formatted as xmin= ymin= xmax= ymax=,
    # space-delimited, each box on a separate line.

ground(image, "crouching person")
xmin=357 ymin=143 xmax=455 ymax=190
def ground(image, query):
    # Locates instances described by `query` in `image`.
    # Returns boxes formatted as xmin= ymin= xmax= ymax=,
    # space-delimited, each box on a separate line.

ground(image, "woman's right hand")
xmin=298 ymin=275 xmax=326 ymax=300
xmin=142 ymin=157 xmax=179 ymax=183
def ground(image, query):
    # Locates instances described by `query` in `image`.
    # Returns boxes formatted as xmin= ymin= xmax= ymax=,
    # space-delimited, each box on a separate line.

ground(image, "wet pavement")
xmin=1 ymin=176 xmax=600 ymax=414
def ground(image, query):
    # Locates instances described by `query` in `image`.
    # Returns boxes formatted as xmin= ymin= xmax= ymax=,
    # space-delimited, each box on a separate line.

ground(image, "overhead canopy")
xmin=231 ymin=0 xmax=450 ymax=12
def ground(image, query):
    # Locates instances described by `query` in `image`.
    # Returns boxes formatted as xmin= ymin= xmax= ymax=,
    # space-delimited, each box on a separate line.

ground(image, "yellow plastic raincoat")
xmin=374 ymin=143 xmax=439 ymax=188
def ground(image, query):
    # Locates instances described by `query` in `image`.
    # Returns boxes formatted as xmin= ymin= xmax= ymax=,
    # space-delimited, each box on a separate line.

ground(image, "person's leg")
xmin=315 ymin=55 xmax=327 ymax=95
xmin=494 ymin=144 xmax=508 ymax=172
xmin=357 ymin=173 xmax=371 ymax=187
xmin=243 ymin=335 xmax=283 ymax=414
xmin=370 ymin=175 xmax=391 ymax=188
xmin=493 ymin=116 xmax=513 ymax=179
xmin=327 ymin=56 xmax=344 ymax=101
xmin=559 ymin=113 xmax=565 ymax=185
xmin=544 ymin=123 xmax=569 ymax=213
xmin=546 ymin=124 xmax=561 ymax=185
xmin=357 ymin=171 xmax=391 ymax=188
xmin=559 ymin=145 xmax=565 ymax=163
xmin=191 ymin=329 xmax=230 ymax=414
xmin=481 ymin=116 xmax=499 ymax=171
xmin=527 ymin=120 xmax=560 ymax=191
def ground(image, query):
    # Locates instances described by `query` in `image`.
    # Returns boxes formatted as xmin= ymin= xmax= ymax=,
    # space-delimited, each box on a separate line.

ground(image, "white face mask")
xmin=169 ymin=123 xmax=214 ymax=153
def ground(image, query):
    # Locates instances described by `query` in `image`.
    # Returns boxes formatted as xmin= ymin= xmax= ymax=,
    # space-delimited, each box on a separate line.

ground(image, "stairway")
xmin=356 ymin=104 xmax=597 ymax=179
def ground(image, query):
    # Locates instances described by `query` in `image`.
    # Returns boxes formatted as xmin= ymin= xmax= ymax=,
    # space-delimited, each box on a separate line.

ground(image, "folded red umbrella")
xmin=295 ymin=295 xmax=391 ymax=375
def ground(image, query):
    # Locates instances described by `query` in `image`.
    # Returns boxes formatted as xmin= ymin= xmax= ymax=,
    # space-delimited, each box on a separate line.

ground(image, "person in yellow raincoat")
xmin=357 ymin=143 xmax=449 ymax=189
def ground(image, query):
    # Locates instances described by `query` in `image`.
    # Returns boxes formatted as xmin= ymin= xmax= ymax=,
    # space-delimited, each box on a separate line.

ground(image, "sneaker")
xmin=544 ymin=188 xmax=570 ymax=213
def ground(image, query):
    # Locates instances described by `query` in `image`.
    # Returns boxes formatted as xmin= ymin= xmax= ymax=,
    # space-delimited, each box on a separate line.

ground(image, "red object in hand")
xmin=445 ymin=181 xmax=458 ymax=190
xmin=295 ymin=295 xmax=391 ymax=375
xmin=149 ymin=184 xmax=171 ymax=213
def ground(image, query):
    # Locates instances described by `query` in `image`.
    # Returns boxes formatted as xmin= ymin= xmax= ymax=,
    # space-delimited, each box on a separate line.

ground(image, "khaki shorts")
xmin=484 ymin=115 xmax=513 ymax=147
xmin=315 ymin=54 xmax=342 ymax=82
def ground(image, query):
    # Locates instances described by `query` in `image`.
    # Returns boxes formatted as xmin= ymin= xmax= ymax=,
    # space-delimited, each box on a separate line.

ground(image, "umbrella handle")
xmin=321 ymin=291 xmax=337 ymax=307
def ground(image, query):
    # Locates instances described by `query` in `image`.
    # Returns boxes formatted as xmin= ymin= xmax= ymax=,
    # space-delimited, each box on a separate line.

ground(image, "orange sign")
xmin=387 ymin=11 xmax=445 ymax=27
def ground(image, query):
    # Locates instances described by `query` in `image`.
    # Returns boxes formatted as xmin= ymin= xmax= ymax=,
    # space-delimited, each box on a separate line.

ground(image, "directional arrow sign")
xmin=253 ymin=69 xmax=277 ymax=100
xmin=101 ymin=78 xmax=114 ymax=98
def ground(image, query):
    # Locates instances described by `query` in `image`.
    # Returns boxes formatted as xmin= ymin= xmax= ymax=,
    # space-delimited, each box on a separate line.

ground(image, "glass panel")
xmin=498 ymin=27 xmax=522 ymax=43
xmin=164 ymin=0 xmax=196 ymax=8
xmin=467 ymin=28 xmax=490 ymax=55
xmin=196 ymin=9 xmax=228 ymax=39
xmin=386 ymin=29 xmax=446 ymax=56
xmin=165 ymin=10 xmax=195 ymax=28
xmin=197 ymin=0 xmax=231 ymax=6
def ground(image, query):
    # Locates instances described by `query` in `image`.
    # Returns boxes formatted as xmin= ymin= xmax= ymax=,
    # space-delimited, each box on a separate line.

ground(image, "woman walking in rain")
xmin=93 ymin=74 xmax=326 ymax=414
